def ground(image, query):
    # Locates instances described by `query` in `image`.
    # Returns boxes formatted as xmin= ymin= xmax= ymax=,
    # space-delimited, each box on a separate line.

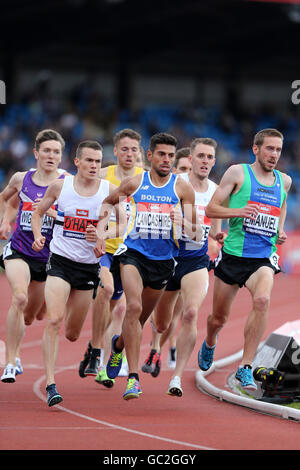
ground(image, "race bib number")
xmin=135 ymin=202 xmax=172 ymax=238
xmin=63 ymin=216 xmax=98 ymax=239
xmin=113 ymin=243 xmax=128 ymax=256
xmin=269 ymin=252 xmax=280 ymax=270
xmin=2 ymin=241 xmax=12 ymax=260
xmin=20 ymin=202 xmax=54 ymax=233
xmin=243 ymin=201 xmax=280 ymax=238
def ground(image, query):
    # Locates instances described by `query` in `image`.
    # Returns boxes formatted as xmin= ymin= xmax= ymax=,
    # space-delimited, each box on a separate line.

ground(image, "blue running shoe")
xmin=106 ymin=335 xmax=123 ymax=379
xmin=235 ymin=366 xmax=257 ymax=391
xmin=198 ymin=340 xmax=216 ymax=371
xmin=46 ymin=383 xmax=63 ymax=407
xmin=123 ymin=377 xmax=142 ymax=400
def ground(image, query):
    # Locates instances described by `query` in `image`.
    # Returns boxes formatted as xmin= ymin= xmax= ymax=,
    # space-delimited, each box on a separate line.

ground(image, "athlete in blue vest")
xmin=94 ymin=132 xmax=202 ymax=400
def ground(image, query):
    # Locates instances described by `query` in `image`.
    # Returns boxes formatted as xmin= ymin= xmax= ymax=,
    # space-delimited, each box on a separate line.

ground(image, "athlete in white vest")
xmin=31 ymin=140 xmax=125 ymax=407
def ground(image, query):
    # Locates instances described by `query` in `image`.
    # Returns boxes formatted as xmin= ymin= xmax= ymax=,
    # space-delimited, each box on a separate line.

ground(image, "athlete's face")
xmin=148 ymin=144 xmax=176 ymax=177
xmin=114 ymin=137 xmax=140 ymax=169
xmin=253 ymin=136 xmax=283 ymax=172
xmin=191 ymin=143 xmax=215 ymax=179
xmin=74 ymin=147 xmax=102 ymax=179
xmin=173 ymin=157 xmax=192 ymax=174
xmin=34 ymin=140 xmax=62 ymax=171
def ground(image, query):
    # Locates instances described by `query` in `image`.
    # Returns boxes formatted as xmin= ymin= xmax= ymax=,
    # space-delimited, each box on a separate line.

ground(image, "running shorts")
xmin=214 ymin=249 xmax=281 ymax=288
xmin=1 ymin=242 xmax=47 ymax=282
xmin=46 ymin=252 xmax=101 ymax=297
xmin=110 ymin=246 xmax=175 ymax=290
xmin=166 ymin=253 xmax=210 ymax=291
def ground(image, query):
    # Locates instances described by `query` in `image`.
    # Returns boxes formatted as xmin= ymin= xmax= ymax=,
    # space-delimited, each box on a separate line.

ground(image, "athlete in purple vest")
xmin=0 ymin=129 xmax=67 ymax=384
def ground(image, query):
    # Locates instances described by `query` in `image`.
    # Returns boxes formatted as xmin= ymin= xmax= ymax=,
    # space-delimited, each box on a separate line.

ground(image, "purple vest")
xmin=10 ymin=170 xmax=64 ymax=263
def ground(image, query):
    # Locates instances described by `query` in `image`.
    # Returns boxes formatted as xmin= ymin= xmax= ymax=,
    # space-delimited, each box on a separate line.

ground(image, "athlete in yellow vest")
xmin=78 ymin=129 xmax=143 ymax=386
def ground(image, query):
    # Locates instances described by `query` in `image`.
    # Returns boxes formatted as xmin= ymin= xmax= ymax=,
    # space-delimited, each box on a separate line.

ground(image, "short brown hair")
xmin=253 ymin=128 xmax=283 ymax=147
xmin=34 ymin=129 xmax=65 ymax=151
xmin=113 ymin=128 xmax=141 ymax=145
xmin=190 ymin=137 xmax=217 ymax=154
xmin=174 ymin=147 xmax=190 ymax=168
xmin=75 ymin=140 xmax=103 ymax=159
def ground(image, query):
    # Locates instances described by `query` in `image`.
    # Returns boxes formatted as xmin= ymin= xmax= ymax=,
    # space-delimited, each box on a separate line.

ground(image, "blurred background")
xmin=1 ymin=0 xmax=300 ymax=270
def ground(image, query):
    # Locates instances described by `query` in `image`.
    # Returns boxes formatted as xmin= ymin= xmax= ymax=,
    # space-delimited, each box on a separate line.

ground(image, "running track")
xmin=1 ymin=271 xmax=300 ymax=453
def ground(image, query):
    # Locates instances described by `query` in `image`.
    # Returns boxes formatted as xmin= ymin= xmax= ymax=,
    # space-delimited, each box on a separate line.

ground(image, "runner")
xmin=31 ymin=140 xmax=124 ymax=406
xmin=0 ymin=129 xmax=66 ymax=383
xmin=94 ymin=132 xmax=202 ymax=400
xmin=77 ymin=129 xmax=143 ymax=387
xmin=142 ymin=138 xmax=225 ymax=396
xmin=198 ymin=128 xmax=292 ymax=390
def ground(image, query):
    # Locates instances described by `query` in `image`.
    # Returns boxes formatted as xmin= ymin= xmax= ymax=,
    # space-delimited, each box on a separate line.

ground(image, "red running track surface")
xmin=1 ymin=271 xmax=300 ymax=453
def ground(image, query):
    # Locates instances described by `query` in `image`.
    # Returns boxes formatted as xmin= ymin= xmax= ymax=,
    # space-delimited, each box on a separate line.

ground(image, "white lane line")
xmin=33 ymin=368 xmax=216 ymax=451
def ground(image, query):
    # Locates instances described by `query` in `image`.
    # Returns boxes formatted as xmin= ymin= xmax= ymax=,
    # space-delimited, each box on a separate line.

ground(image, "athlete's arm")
xmin=94 ymin=174 xmax=141 ymax=257
xmin=0 ymin=172 xmax=25 ymax=222
xmin=31 ymin=179 xmax=64 ymax=251
xmin=277 ymin=173 xmax=292 ymax=245
xmin=205 ymin=165 xmax=260 ymax=220
xmin=0 ymin=193 xmax=19 ymax=240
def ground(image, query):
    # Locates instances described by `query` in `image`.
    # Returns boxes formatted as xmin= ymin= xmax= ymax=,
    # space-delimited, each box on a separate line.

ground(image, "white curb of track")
xmin=195 ymin=349 xmax=300 ymax=422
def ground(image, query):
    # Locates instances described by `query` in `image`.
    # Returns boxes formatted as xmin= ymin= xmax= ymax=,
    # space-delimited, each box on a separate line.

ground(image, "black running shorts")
xmin=110 ymin=247 xmax=175 ymax=290
xmin=46 ymin=252 xmax=101 ymax=297
xmin=214 ymin=249 xmax=281 ymax=288
xmin=1 ymin=246 xmax=47 ymax=282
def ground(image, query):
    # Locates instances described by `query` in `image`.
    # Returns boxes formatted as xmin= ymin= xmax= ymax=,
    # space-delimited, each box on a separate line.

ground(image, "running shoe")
xmin=123 ymin=377 xmax=142 ymax=400
xmin=167 ymin=348 xmax=176 ymax=369
xmin=15 ymin=357 xmax=23 ymax=376
xmin=141 ymin=349 xmax=157 ymax=373
xmin=1 ymin=363 xmax=16 ymax=383
xmin=95 ymin=368 xmax=115 ymax=388
xmin=46 ymin=383 xmax=63 ymax=407
xmin=167 ymin=376 xmax=183 ymax=397
xmin=85 ymin=350 xmax=101 ymax=376
xmin=198 ymin=340 xmax=216 ymax=371
xmin=151 ymin=352 xmax=161 ymax=378
xmin=235 ymin=366 xmax=257 ymax=391
xmin=78 ymin=341 xmax=92 ymax=378
xmin=118 ymin=355 xmax=129 ymax=377
xmin=106 ymin=335 xmax=123 ymax=379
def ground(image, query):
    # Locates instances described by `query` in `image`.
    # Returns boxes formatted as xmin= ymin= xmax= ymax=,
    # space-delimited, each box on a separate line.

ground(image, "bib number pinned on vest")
xmin=113 ymin=243 xmax=128 ymax=256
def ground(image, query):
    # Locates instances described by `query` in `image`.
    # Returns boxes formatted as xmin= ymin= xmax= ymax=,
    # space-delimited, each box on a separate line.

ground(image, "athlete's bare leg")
xmin=243 ymin=266 xmax=274 ymax=365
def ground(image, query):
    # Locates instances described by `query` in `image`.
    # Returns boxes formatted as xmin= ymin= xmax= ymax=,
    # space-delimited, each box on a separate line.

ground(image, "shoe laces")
xmin=110 ymin=351 xmax=122 ymax=367
xmin=127 ymin=377 xmax=139 ymax=391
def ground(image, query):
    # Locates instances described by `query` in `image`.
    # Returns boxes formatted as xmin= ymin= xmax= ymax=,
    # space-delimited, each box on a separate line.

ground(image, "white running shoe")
xmin=15 ymin=357 xmax=23 ymax=375
xmin=1 ymin=363 xmax=16 ymax=383
xmin=167 ymin=349 xmax=176 ymax=369
xmin=118 ymin=356 xmax=129 ymax=377
xmin=167 ymin=375 xmax=183 ymax=397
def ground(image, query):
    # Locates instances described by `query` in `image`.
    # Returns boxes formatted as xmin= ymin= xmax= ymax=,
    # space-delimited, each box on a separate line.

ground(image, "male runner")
xmin=0 ymin=129 xmax=66 ymax=383
xmin=78 ymin=129 xmax=143 ymax=387
xmin=94 ymin=132 xmax=202 ymax=400
xmin=31 ymin=140 xmax=124 ymax=406
xmin=143 ymin=138 xmax=225 ymax=396
xmin=198 ymin=128 xmax=291 ymax=390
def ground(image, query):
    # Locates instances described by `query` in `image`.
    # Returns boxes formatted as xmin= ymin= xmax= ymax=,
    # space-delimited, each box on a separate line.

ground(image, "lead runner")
xmin=94 ymin=132 xmax=203 ymax=400
xmin=198 ymin=128 xmax=292 ymax=390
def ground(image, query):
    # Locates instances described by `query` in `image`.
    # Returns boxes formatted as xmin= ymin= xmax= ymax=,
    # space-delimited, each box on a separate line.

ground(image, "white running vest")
xmin=179 ymin=173 xmax=217 ymax=255
xmin=50 ymin=175 xmax=110 ymax=264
